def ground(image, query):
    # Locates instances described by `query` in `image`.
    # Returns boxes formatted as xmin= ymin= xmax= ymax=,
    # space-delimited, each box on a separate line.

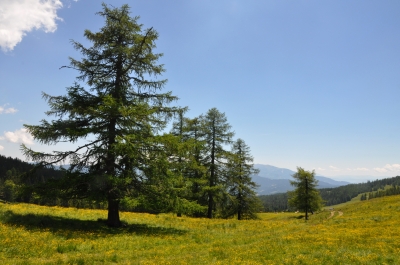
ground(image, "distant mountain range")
xmin=252 ymin=164 xmax=350 ymax=195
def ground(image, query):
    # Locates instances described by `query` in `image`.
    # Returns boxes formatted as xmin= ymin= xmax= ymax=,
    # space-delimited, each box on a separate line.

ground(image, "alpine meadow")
xmin=1 ymin=195 xmax=400 ymax=264
xmin=1 ymin=2 xmax=400 ymax=265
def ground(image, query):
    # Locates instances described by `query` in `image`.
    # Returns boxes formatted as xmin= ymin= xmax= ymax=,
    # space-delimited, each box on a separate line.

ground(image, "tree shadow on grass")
xmin=288 ymin=215 xmax=305 ymax=219
xmin=0 ymin=210 xmax=186 ymax=238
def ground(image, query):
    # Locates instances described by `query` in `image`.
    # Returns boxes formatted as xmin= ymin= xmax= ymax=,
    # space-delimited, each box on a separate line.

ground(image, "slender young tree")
xmin=202 ymin=108 xmax=234 ymax=218
xmin=169 ymin=109 xmax=188 ymax=217
xmin=224 ymin=139 xmax=262 ymax=220
xmin=182 ymin=115 xmax=209 ymax=215
xmin=288 ymin=167 xmax=324 ymax=220
xmin=22 ymin=4 xmax=179 ymax=227
xmin=169 ymin=112 xmax=208 ymax=216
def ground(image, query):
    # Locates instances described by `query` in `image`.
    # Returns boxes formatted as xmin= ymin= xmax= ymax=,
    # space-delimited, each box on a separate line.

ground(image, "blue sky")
xmin=1 ymin=0 xmax=400 ymax=182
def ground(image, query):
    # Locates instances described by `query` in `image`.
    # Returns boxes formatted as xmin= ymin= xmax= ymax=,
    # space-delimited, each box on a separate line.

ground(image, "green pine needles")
xmin=288 ymin=167 xmax=324 ymax=220
xmin=223 ymin=139 xmax=263 ymax=220
xmin=22 ymin=4 xmax=179 ymax=227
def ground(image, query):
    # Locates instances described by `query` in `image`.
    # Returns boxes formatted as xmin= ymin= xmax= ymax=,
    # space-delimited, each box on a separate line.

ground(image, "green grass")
xmin=1 ymin=195 xmax=400 ymax=264
xmin=325 ymin=185 xmax=398 ymax=209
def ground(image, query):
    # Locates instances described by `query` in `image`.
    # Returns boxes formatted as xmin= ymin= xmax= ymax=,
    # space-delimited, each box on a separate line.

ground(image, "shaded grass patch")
xmin=0 ymin=210 xmax=186 ymax=238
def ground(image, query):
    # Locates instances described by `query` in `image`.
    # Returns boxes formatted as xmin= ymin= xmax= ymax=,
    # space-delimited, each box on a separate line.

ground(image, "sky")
xmin=1 ymin=0 xmax=400 ymax=183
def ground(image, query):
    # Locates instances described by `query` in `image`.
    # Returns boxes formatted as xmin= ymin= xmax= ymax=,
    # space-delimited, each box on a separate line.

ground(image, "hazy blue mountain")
xmin=315 ymin=175 xmax=350 ymax=186
xmin=252 ymin=175 xmax=293 ymax=195
xmin=254 ymin=164 xmax=295 ymax=180
xmin=252 ymin=164 xmax=350 ymax=195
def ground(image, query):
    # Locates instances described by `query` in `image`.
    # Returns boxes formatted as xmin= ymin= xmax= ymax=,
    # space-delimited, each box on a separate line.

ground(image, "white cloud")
xmin=373 ymin=164 xmax=400 ymax=173
xmin=0 ymin=145 xmax=3 ymax=150
xmin=66 ymin=0 xmax=78 ymax=9
xmin=316 ymin=167 xmax=325 ymax=171
xmin=0 ymin=0 xmax=63 ymax=52
xmin=0 ymin=105 xmax=18 ymax=114
xmin=329 ymin=165 xmax=340 ymax=171
xmin=3 ymin=128 xmax=34 ymax=145
xmin=374 ymin=167 xmax=388 ymax=173
xmin=354 ymin=167 xmax=369 ymax=172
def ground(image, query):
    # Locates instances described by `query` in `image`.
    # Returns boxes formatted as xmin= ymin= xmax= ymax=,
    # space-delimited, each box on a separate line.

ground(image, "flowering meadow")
xmin=1 ymin=195 xmax=400 ymax=264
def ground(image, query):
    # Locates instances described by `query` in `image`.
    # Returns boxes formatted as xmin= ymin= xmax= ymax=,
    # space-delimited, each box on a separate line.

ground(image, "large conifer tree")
xmin=22 ymin=4 xmax=179 ymax=227
xmin=202 ymin=108 xmax=234 ymax=218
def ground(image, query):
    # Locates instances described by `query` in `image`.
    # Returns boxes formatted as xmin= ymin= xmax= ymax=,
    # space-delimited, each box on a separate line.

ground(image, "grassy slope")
xmin=324 ymin=184 xmax=396 ymax=209
xmin=1 ymin=195 xmax=400 ymax=265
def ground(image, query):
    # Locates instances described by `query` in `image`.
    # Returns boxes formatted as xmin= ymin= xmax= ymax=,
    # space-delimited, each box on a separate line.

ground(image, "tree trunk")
xmin=207 ymin=125 xmax=216 ymax=219
xmin=207 ymin=193 xmax=213 ymax=219
xmin=305 ymin=177 xmax=308 ymax=220
xmin=107 ymin=198 xmax=121 ymax=227
xmin=237 ymin=191 xmax=242 ymax=220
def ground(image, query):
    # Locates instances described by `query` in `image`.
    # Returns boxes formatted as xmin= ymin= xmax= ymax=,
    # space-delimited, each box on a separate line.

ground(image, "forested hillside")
xmin=259 ymin=176 xmax=400 ymax=211
xmin=3 ymin=153 xmax=400 ymax=213
xmin=0 ymin=155 xmax=63 ymax=181
xmin=0 ymin=155 xmax=64 ymax=202
xmin=319 ymin=176 xmax=400 ymax=205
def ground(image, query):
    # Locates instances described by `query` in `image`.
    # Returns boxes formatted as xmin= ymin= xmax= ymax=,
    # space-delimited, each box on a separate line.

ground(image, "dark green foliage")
xmin=368 ymin=184 xmax=400 ymax=199
xmin=201 ymin=108 xmax=234 ymax=218
xmin=3 ymin=180 xmax=17 ymax=202
xmin=258 ymin=193 xmax=291 ymax=212
xmin=169 ymin=110 xmax=208 ymax=216
xmin=222 ymin=139 xmax=262 ymax=220
xmin=21 ymin=4 xmax=179 ymax=227
xmin=0 ymin=155 xmax=64 ymax=202
xmin=319 ymin=176 xmax=400 ymax=205
xmin=288 ymin=167 xmax=324 ymax=220
xmin=0 ymin=155 xmax=64 ymax=185
xmin=360 ymin=193 xmax=367 ymax=201
xmin=179 ymin=115 xmax=209 ymax=216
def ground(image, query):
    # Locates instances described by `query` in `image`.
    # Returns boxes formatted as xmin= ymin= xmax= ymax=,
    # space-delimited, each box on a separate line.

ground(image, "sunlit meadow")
xmin=1 ymin=195 xmax=400 ymax=264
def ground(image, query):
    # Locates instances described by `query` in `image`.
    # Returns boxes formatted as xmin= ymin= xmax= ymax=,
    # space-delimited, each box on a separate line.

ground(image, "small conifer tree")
xmin=288 ymin=167 xmax=324 ymax=220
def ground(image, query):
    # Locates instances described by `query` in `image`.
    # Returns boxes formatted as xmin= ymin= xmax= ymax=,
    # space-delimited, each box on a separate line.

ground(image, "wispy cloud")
xmin=0 ymin=105 xmax=18 ymax=114
xmin=3 ymin=128 xmax=34 ymax=145
xmin=66 ymin=0 xmax=79 ymax=9
xmin=373 ymin=164 xmax=400 ymax=173
xmin=354 ymin=167 xmax=369 ymax=171
xmin=0 ymin=0 xmax=63 ymax=52
xmin=329 ymin=165 xmax=340 ymax=171
xmin=0 ymin=145 xmax=4 ymax=151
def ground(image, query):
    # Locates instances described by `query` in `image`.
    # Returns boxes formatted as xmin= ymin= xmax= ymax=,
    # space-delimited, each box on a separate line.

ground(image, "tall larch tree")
xmin=180 ymin=115 xmax=209 ymax=215
xmin=224 ymin=139 xmax=262 ymax=220
xmin=288 ymin=167 xmax=324 ymax=220
xmin=202 ymin=108 xmax=234 ymax=218
xmin=22 ymin=4 xmax=179 ymax=227
xmin=169 ymin=112 xmax=208 ymax=216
